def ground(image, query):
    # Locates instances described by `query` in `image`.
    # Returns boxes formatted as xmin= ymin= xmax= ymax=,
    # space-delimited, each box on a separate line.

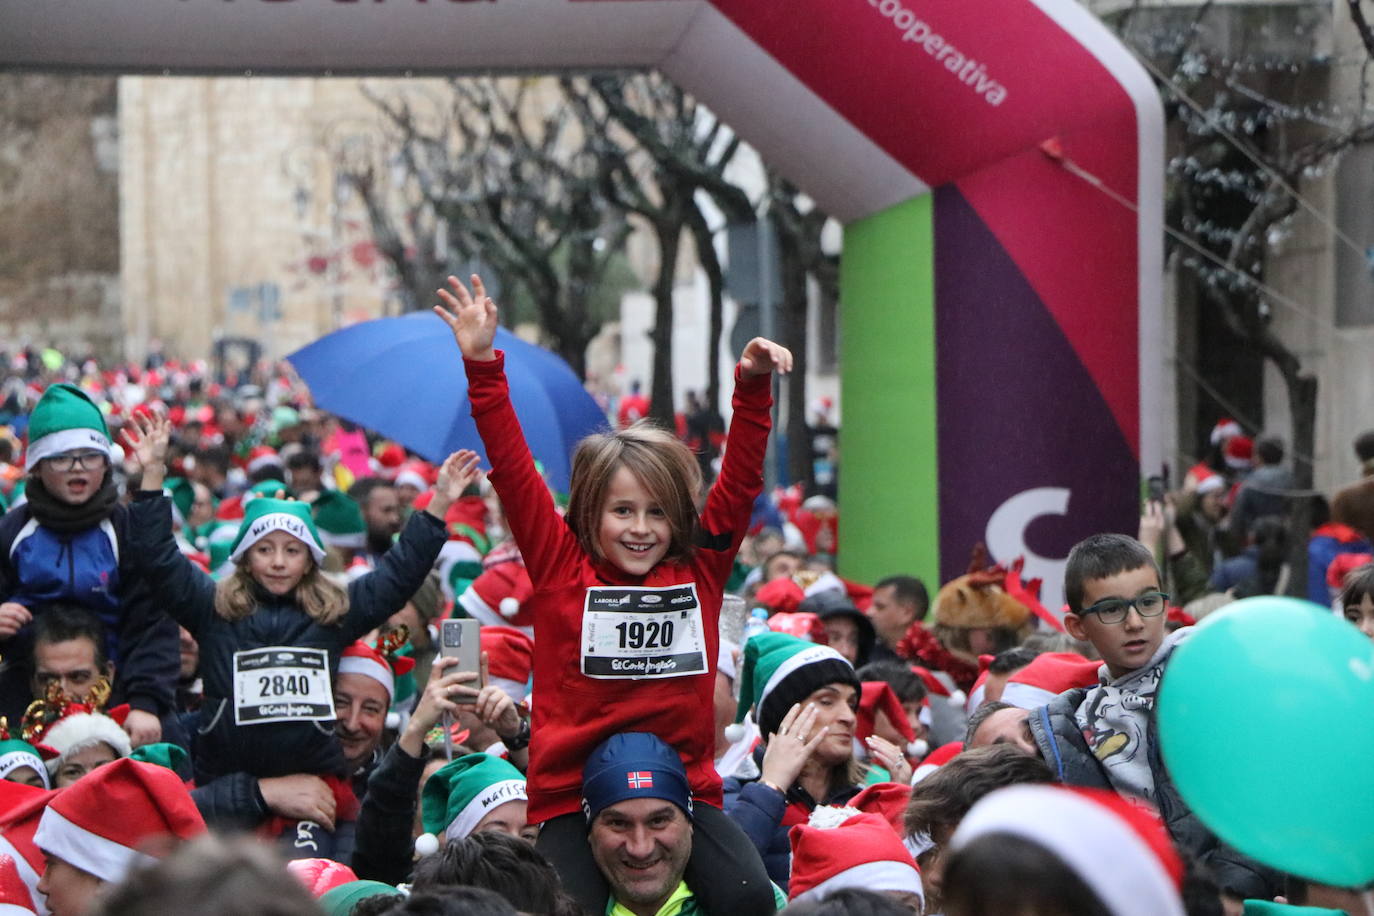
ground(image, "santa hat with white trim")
xmin=457 ymin=561 xmax=534 ymax=629
xmin=999 ymin=653 xmax=1102 ymax=710
xmin=950 ymin=784 xmax=1184 ymax=916
xmin=0 ymin=784 xmax=57 ymax=915
xmin=417 ymin=753 xmax=527 ymax=853
xmin=727 ymin=631 xmax=859 ymax=744
xmin=788 ymin=810 xmax=924 ymax=906
xmin=0 ymin=855 xmax=35 ymax=915
xmin=246 ymin=445 xmax=283 ymax=476
xmin=227 ymin=497 xmax=327 ymax=565
xmin=39 ymin=713 xmax=132 ymax=780
xmin=912 ymin=741 xmax=963 ymax=785
xmin=23 ymin=384 xmax=114 ymax=473
xmin=393 ymin=460 xmax=433 ymax=493
xmin=34 ymin=758 xmax=206 ymax=886
xmin=479 ymin=626 xmax=533 ymax=703
xmin=337 ymin=641 xmax=414 ymax=704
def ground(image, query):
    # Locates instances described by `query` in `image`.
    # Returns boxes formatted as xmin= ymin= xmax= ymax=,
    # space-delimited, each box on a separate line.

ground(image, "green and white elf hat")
xmin=312 ymin=490 xmax=366 ymax=549
xmin=164 ymin=477 xmax=197 ymax=528
xmin=725 ymin=631 xmax=859 ymax=744
xmin=416 ymin=753 xmax=527 ymax=854
xmin=0 ymin=736 xmax=49 ymax=789
xmin=24 ymin=383 xmax=114 ymax=472
xmin=227 ymin=497 xmax=326 ymax=565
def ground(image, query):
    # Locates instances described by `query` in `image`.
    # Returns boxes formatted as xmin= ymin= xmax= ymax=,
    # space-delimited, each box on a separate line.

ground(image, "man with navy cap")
xmin=580 ymin=733 xmax=783 ymax=916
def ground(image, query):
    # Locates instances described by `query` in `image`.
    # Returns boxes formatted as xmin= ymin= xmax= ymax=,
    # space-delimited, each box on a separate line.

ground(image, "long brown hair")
xmin=214 ymin=563 xmax=348 ymax=625
xmin=564 ymin=422 xmax=702 ymax=567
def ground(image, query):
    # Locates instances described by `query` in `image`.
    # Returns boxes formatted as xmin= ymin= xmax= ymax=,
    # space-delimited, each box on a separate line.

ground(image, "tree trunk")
xmin=649 ymin=210 xmax=682 ymax=429
xmin=1284 ymin=368 xmax=1319 ymax=596
xmin=774 ymin=210 xmax=811 ymax=490
xmin=686 ymin=205 xmax=725 ymax=413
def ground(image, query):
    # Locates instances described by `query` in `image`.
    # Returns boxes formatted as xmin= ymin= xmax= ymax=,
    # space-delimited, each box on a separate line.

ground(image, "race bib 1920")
xmin=233 ymin=646 xmax=336 ymax=725
xmin=581 ymin=584 xmax=707 ymax=679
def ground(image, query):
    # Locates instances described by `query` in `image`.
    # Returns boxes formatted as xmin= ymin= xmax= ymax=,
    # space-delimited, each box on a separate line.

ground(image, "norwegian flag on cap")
xmin=626 ymin=771 xmax=654 ymax=790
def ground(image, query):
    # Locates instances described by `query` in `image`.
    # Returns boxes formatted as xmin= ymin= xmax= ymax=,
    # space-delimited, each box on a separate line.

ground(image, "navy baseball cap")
xmin=581 ymin=732 xmax=693 ymax=826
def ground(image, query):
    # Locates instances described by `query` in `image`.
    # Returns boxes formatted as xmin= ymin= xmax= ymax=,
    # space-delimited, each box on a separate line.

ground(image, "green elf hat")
xmin=227 ymin=497 xmax=326 ymax=565
xmin=417 ymin=753 xmax=527 ymax=855
xmin=0 ymin=735 xmax=50 ymax=789
xmin=24 ymin=383 xmax=114 ymax=472
xmin=312 ymin=490 xmax=366 ymax=549
xmin=164 ymin=477 xmax=198 ymax=528
xmin=129 ymin=742 xmax=190 ymax=775
xmin=725 ymin=631 xmax=858 ymax=744
xmin=319 ymin=881 xmax=402 ymax=916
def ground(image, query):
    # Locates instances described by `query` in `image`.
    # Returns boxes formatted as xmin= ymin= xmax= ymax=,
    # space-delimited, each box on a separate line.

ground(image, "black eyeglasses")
xmin=1079 ymin=591 xmax=1170 ymax=625
xmin=44 ymin=451 xmax=107 ymax=472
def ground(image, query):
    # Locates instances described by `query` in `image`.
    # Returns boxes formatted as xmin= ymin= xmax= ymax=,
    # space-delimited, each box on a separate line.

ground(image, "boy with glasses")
xmin=0 ymin=384 xmax=177 ymax=748
xmin=1027 ymin=533 xmax=1278 ymax=904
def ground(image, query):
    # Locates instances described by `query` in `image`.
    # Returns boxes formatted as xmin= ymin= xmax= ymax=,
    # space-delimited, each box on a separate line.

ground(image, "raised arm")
xmin=122 ymin=412 xmax=218 ymax=635
xmin=338 ymin=453 xmax=473 ymax=640
xmin=434 ymin=275 xmax=580 ymax=587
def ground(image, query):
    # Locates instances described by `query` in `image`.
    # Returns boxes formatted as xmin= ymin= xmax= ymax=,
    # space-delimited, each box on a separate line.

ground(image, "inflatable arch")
xmin=1 ymin=0 xmax=1163 ymax=607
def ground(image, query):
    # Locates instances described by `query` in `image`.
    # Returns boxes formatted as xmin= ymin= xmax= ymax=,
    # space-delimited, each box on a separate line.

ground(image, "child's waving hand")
xmin=739 ymin=337 xmax=793 ymax=378
xmin=425 ymin=449 xmax=483 ymax=520
xmin=122 ymin=409 xmax=172 ymax=490
xmin=434 ymin=274 xmax=499 ymax=362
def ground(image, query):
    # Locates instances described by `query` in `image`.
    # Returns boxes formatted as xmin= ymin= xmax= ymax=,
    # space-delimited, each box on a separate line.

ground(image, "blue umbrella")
xmin=286 ymin=313 xmax=608 ymax=493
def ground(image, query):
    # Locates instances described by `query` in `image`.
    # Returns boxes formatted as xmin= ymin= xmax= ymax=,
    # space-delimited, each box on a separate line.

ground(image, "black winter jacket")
xmin=1029 ymin=688 xmax=1281 ymax=900
xmin=128 ymin=491 xmax=446 ymax=783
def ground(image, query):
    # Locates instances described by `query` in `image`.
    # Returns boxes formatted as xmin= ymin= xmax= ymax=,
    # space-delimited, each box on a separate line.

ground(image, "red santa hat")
xmin=999 ymin=653 xmax=1102 ymax=710
xmin=375 ymin=442 xmax=406 ymax=472
xmin=458 ymin=559 xmax=534 ymax=628
xmin=285 ymin=858 xmax=358 ymax=898
xmin=1223 ymin=435 xmax=1254 ymax=469
xmin=34 ymin=759 xmax=206 ymax=885
xmin=754 ymin=578 xmax=805 ymax=615
xmin=480 ymin=626 xmax=534 ymax=703
xmin=0 ymin=784 xmax=57 ymax=913
xmin=1209 ymin=418 xmax=1243 ymax=446
xmin=857 ymin=682 xmax=916 ymax=748
xmin=246 ymin=445 xmax=283 ymax=475
xmin=848 ymin=782 xmax=912 ymax=834
xmin=1194 ymin=471 xmax=1226 ymax=496
xmin=788 ymin=811 xmax=923 ymax=906
xmin=951 ymin=785 xmax=1184 ymax=916
xmin=338 ymin=641 xmax=414 ymax=703
xmin=912 ymin=741 xmax=963 ymax=785
xmin=393 ymin=460 xmax=434 ymax=493
xmin=0 ymin=855 xmax=34 ymax=915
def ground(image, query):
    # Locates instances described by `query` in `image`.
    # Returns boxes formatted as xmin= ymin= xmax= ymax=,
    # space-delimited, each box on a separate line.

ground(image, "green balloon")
xmin=1158 ymin=596 xmax=1374 ymax=888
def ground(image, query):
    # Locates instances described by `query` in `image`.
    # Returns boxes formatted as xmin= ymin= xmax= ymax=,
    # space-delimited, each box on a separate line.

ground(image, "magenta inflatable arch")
xmin=1 ymin=1 xmax=1163 ymax=606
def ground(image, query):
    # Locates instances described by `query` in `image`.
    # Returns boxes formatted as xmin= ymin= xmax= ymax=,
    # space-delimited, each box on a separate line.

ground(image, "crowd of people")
xmin=0 ymin=277 xmax=1371 ymax=916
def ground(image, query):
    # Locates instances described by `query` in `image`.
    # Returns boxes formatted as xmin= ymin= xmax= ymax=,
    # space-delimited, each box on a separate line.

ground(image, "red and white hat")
xmin=0 ymin=855 xmax=34 ymax=915
xmin=999 ymin=653 xmax=1102 ymax=710
xmin=754 ymin=578 xmax=805 ymax=615
xmin=393 ymin=460 xmax=434 ymax=493
xmin=1210 ymin=418 xmax=1243 ymax=446
xmin=33 ymin=758 xmax=206 ymax=885
xmin=1224 ymin=435 xmax=1254 ymax=470
xmin=848 ymin=782 xmax=912 ymax=835
xmin=285 ymin=858 xmax=358 ymax=898
xmin=338 ymin=641 xmax=414 ymax=703
xmin=950 ymin=785 xmax=1184 ymax=916
xmin=1194 ymin=471 xmax=1226 ymax=496
xmin=857 ymin=682 xmax=918 ymax=753
xmin=480 ymin=626 xmax=533 ymax=703
xmin=912 ymin=741 xmax=963 ymax=785
xmin=0 ymin=784 xmax=57 ymax=914
xmin=458 ymin=561 xmax=534 ymax=630
xmin=246 ymin=445 xmax=283 ymax=475
xmin=788 ymin=810 xmax=923 ymax=906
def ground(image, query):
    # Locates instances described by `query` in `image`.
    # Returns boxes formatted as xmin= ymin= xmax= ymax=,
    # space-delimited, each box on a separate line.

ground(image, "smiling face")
xmin=38 ymin=452 xmax=107 ymax=506
xmin=334 ymin=672 xmax=389 ymax=770
xmin=1064 ymin=564 xmax=1165 ymax=679
xmin=245 ymin=530 xmax=312 ymax=596
xmin=596 ymin=465 xmax=671 ymax=577
xmin=589 ymin=797 xmax=692 ymax=913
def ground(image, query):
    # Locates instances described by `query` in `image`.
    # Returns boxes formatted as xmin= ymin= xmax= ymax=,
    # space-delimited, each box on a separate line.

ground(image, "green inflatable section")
xmin=837 ymin=196 xmax=940 ymax=590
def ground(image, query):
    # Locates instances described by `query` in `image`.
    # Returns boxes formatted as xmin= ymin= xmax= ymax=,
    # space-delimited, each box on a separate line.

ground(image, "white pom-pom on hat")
xmin=907 ymin=739 xmax=930 ymax=759
xmin=807 ymin=805 xmax=861 ymax=829
xmin=723 ymin=723 xmax=747 ymax=744
xmin=499 ymin=597 xmax=520 ymax=619
xmin=385 ymin=711 xmax=402 ymax=730
xmin=415 ymin=833 xmax=440 ymax=857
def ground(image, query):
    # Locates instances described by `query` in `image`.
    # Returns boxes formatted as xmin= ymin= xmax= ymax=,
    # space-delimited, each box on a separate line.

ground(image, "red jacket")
xmin=467 ymin=355 xmax=771 ymax=822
